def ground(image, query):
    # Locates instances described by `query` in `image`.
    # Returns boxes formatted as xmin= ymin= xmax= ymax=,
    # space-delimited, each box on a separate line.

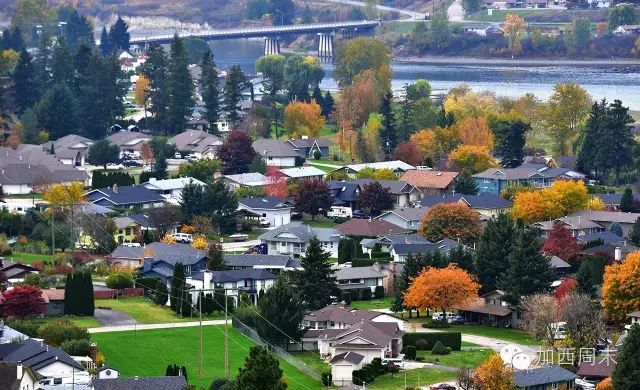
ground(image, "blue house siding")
xmin=475 ymin=177 xmax=554 ymax=195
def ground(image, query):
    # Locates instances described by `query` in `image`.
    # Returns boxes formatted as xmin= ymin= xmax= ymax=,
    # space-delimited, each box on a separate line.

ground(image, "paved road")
xmin=88 ymin=319 xmax=227 ymax=333
xmin=323 ymin=0 xmax=428 ymax=20
xmin=94 ymin=309 xmax=138 ymax=327
xmin=447 ymin=0 xmax=464 ymax=21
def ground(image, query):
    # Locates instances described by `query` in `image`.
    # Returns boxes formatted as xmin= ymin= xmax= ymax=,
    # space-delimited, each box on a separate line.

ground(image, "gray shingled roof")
xmin=252 ymin=139 xmax=299 ymax=157
xmin=92 ymin=376 xmax=187 ymax=390
xmin=391 ymin=238 xmax=460 ymax=255
xmin=514 ymin=366 xmax=576 ymax=387
xmin=336 ymin=265 xmax=385 ymax=280
xmin=106 ymin=132 xmax=151 ymax=148
xmin=169 ymin=130 xmax=221 ymax=152
xmin=330 ymin=351 xmax=365 ymax=364
xmin=238 ymin=196 xmax=293 ymax=210
xmin=86 ymin=186 xmax=166 ymax=207
xmin=420 ymin=193 xmax=512 ymax=209
xmin=473 ymin=164 xmax=582 ymax=180
xmin=376 ymin=207 xmax=427 ymax=222
xmin=352 ymin=179 xmax=415 ymax=195
xmin=287 ymin=138 xmax=331 ymax=149
xmin=224 ymin=254 xmax=301 ymax=269
xmin=259 ymin=222 xmax=341 ymax=243
xmin=0 ymin=338 xmax=84 ymax=371
xmin=110 ymin=243 xmax=206 ymax=266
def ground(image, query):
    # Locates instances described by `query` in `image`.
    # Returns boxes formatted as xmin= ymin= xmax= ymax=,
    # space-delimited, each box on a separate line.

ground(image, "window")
xmin=185 ymin=265 xmax=191 ymax=275
xmin=125 ymin=228 xmax=131 ymax=235
xmin=53 ymin=379 xmax=62 ymax=385
xmin=262 ymin=213 xmax=267 ymax=217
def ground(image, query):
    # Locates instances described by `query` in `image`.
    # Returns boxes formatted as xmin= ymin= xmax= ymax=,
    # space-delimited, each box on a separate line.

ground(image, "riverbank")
xmin=396 ymin=55 xmax=640 ymax=67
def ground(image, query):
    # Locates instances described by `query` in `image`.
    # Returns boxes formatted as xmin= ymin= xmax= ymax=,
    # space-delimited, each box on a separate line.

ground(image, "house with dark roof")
xmin=168 ymin=129 xmax=222 ymax=159
xmin=0 ymin=338 xmax=90 ymax=386
xmin=353 ymin=179 xmax=421 ymax=207
xmin=420 ymin=192 xmax=513 ymax=218
xmin=387 ymin=238 xmax=461 ymax=263
xmin=576 ymin=230 xmax=628 ymax=246
xmin=336 ymin=263 xmax=388 ymax=294
xmin=514 ymin=365 xmax=576 ymax=390
xmin=86 ymin=185 xmax=167 ymax=209
xmin=331 ymin=351 xmax=364 ymax=385
xmin=473 ymin=163 xmax=585 ymax=195
xmin=0 ymin=361 xmax=40 ymax=390
xmin=0 ymin=259 xmax=38 ymax=286
xmin=42 ymin=134 xmax=94 ymax=166
xmin=252 ymin=139 xmax=299 ymax=167
xmin=106 ymin=131 xmax=151 ymax=153
xmin=549 ymin=256 xmax=571 ymax=277
xmin=327 ymin=180 xmax=361 ymax=210
xmin=238 ymin=196 xmax=294 ymax=227
xmin=187 ymin=269 xmax=276 ymax=306
xmin=375 ymin=207 xmax=428 ymax=230
xmin=399 ymin=170 xmax=458 ymax=196
xmin=92 ymin=375 xmax=188 ymax=390
xmin=287 ymin=137 xmax=331 ymax=158
xmin=336 ymin=218 xmax=407 ymax=237
xmin=113 ymin=242 xmax=207 ymax=272
xmin=457 ymin=290 xmax=520 ymax=328
xmin=259 ymin=222 xmax=341 ymax=258
xmin=224 ymin=254 xmax=302 ymax=272
xmin=535 ymin=217 xmax=606 ymax=238
xmin=569 ymin=210 xmax=640 ymax=238
xmin=577 ymin=358 xmax=615 ymax=383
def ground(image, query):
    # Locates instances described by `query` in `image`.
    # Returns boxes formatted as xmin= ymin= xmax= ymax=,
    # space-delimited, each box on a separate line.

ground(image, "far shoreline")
xmin=395 ymin=56 xmax=640 ymax=67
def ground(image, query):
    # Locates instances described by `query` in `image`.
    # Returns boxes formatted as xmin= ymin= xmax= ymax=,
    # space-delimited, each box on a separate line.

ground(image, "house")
xmin=168 ymin=129 xmax=223 ymax=159
xmin=187 ymin=269 xmax=275 ymax=306
xmin=580 ymin=241 xmax=638 ymax=262
xmin=92 ymin=376 xmax=188 ymax=390
xmin=613 ymin=24 xmax=640 ymax=36
xmin=550 ymin=256 xmax=571 ymax=277
xmin=113 ymin=216 xmax=143 ymax=244
xmin=279 ymin=166 xmax=326 ymax=181
xmin=86 ymin=185 xmax=167 ymax=209
xmin=0 ymin=361 xmax=40 ymax=390
xmin=252 ymin=139 xmax=299 ymax=167
xmin=111 ymin=242 xmax=206 ymax=270
xmin=287 ymin=137 xmax=331 ymax=158
xmin=0 ymin=323 xmax=29 ymax=344
xmin=336 ymin=218 xmax=407 ymax=237
xmin=463 ymin=23 xmax=502 ymax=36
xmin=535 ymin=217 xmax=605 ymax=238
xmin=42 ymin=134 xmax=94 ymax=166
xmin=514 ymin=366 xmax=577 ymax=390
xmin=302 ymin=305 xmax=405 ymax=331
xmin=375 ymin=207 xmax=428 ymax=230
xmin=0 ymin=338 xmax=90 ymax=385
xmin=142 ymin=177 xmax=206 ymax=203
xmin=224 ymin=254 xmax=302 ymax=272
xmin=333 ymin=160 xmax=416 ymax=178
xmin=576 ymin=230 xmax=627 ymax=246
xmin=0 ymin=145 xmax=90 ymax=194
xmin=331 ymin=351 xmax=364 ymax=386
xmin=387 ymin=238 xmax=461 ymax=263
xmin=238 ymin=196 xmax=294 ymax=227
xmin=328 ymin=180 xmax=361 ymax=210
xmin=259 ymin=222 xmax=341 ymax=258
xmin=473 ymin=164 xmax=585 ymax=195
xmin=96 ymin=365 xmax=119 ymax=379
xmin=457 ymin=290 xmax=520 ymax=328
xmin=222 ymin=172 xmax=269 ymax=190
xmin=336 ymin=263 xmax=387 ymax=293
xmin=568 ymin=210 xmax=640 ymax=238
xmin=399 ymin=170 xmax=458 ymax=196
xmin=0 ymin=260 xmax=38 ymax=286
xmin=577 ymin=359 xmax=615 ymax=383
xmin=353 ymin=179 xmax=421 ymax=207
xmin=41 ymin=289 xmax=66 ymax=317
xmin=420 ymin=192 xmax=513 ymax=218
xmin=106 ymin=131 xmax=151 ymax=154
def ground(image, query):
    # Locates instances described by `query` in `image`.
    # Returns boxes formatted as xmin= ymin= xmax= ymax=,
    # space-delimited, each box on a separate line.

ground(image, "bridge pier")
xmin=317 ymin=32 xmax=334 ymax=59
xmin=264 ymin=37 xmax=281 ymax=56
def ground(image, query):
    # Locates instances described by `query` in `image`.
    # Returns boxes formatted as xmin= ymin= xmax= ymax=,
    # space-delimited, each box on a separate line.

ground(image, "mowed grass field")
xmin=91 ymin=326 xmax=326 ymax=390
xmin=95 ymin=297 xmax=224 ymax=324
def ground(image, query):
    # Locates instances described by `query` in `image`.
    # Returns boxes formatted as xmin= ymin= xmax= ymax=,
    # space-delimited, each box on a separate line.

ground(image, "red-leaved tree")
xmin=542 ymin=223 xmax=581 ymax=263
xmin=265 ymin=166 xmax=288 ymax=199
xmin=217 ymin=131 xmax=257 ymax=174
xmin=393 ymin=142 xmax=422 ymax=166
xmin=554 ymin=278 xmax=577 ymax=300
xmin=1 ymin=285 xmax=45 ymax=319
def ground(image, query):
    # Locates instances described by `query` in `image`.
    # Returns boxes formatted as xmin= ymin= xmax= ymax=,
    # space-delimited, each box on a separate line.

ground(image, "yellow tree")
xmin=546 ymin=180 xmax=589 ymax=216
xmin=284 ymin=101 xmax=325 ymax=138
xmin=511 ymin=190 xmax=550 ymax=223
xmin=453 ymin=116 xmax=494 ymax=150
xmin=602 ymin=251 xmax=640 ymax=323
xmin=472 ymin=353 xmax=516 ymax=390
xmin=160 ymin=234 xmax=176 ymax=244
xmin=503 ymin=14 xmax=526 ymax=57
xmin=134 ymin=75 xmax=150 ymax=107
xmin=403 ymin=265 xmax=479 ymax=316
xmin=43 ymin=182 xmax=86 ymax=206
xmin=191 ymin=235 xmax=209 ymax=250
xmin=443 ymin=90 xmax=500 ymax=121
xmin=586 ymin=196 xmax=606 ymax=211
xmin=447 ymin=144 xmax=497 ymax=175
xmin=545 ymin=83 xmax=591 ymax=156
xmin=410 ymin=129 xmax=437 ymax=161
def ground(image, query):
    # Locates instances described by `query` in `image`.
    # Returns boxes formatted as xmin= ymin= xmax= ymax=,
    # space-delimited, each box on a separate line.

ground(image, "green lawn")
xmin=95 ymin=297 xmax=223 ymax=324
xmin=23 ymin=316 xmax=102 ymax=329
xmin=6 ymin=252 xmax=53 ymax=265
xmin=372 ymin=368 xmax=456 ymax=389
xmin=467 ymin=8 xmax=566 ymax=22
xmin=451 ymin=325 xmax=540 ymax=345
xmin=301 ymin=216 xmax=338 ymax=228
xmin=91 ymin=326 xmax=325 ymax=389
xmin=289 ymin=351 xmax=330 ymax=373
xmin=349 ymin=296 xmax=394 ymax=311
xmin=417 ymin=348 xmax=491 ymax=368
xmin=461 ymin=341 xmax=482 ymax=348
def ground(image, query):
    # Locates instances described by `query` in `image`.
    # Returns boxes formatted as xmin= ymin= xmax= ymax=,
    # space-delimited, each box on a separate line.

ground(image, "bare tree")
xmin=561 ymin=292 xmax=606 ymax=354
xmin=456 ymin=367 xmax=476 ymax=390
xmin=521 ymin=293 xmax=560 ymax=348
xmin=147 ymin=204 xmax=181 ymax=237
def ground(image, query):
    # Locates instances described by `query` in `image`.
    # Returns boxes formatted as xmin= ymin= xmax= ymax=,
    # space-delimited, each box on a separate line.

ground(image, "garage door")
xmin=332 ymin=364 xmax=353 ymax=383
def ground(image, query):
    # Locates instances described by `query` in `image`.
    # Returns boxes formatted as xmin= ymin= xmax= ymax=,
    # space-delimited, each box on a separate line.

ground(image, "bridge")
xmin=129 ymin=20 xmax=381 ymax=57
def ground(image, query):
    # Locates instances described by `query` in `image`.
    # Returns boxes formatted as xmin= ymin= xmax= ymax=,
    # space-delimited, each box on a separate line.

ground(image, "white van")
xmin=121 ymin=242 xmax=141 ymax=248
xmin=382 ymin=357 xmax=405 ymax=368
xmin=432 ymin=312 xmax=457 ymax=322
xmin=327 ymin=206 xmax=353 ymax=218
xmin=172 ymin=233 xmax=193 ymax=243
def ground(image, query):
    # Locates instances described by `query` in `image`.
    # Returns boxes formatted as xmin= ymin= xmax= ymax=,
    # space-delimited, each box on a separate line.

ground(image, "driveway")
xmin=94 ymin=308 xmax=138 ymax=327
xmin=447 ymin=0 xmax=464 ymax=21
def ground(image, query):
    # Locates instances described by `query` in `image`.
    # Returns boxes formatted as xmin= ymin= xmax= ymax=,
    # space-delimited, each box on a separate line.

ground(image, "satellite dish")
xmin=500 ymin=344 xmax=522 ymax=364
xmin=511 ymin=352 xmax=532 ymax=370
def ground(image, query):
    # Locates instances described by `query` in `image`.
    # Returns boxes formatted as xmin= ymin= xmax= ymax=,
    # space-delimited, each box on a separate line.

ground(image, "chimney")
xmin=615 ymin=247 xmax=622 ymax=262
xmin=203 ymin=269 xmax=212 ymax=288
xmin=135 ymin=376 xmax=139 ymax=381
xmin=372 ymin=262 xmax=380 ymax=272
xmin=16 ymin=363 xmax=22 ymax=380
xmin=112 ymin=183 xmax=118 ymax=193
xmin=178 ymin=367 xmax=183 ymax=376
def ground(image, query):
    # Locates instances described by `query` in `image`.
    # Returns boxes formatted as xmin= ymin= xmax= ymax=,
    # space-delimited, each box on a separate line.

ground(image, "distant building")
xmin=237 ymin=196 xmax=294 ymax=227
xmin=287 ymin=137 xmax=331 ymax=158
xmin=333 ymin=161 xmax=416 ymax=178
xmin=106 ymin=131 xmax=151 ymax=154
xmin=399 ymin=170 xmax=458 ymax=196
xmin=514 ymin=366 xmax=576 ymax=390
xmin=353 ymin=179 xmax=421 ymax=207
xmin=86 ymin=185 xmax=167 ymax=209
xmin=279 ymin=166 xmax=326 ymax=181
xmin=420 ymin=192 xmax=512 ymax=218
xmin=42 ymin=134 xmax=94 ymax=166
xmin=336 ymin=218 xmax=407 ymax=237
xmin=142 ymin=177 xmax=206 ymax=203
xmin=463 ymin=23 xmax=502 ymax=36
xmin=473 ymin=163 xmax=585 ymax=195
xmin=613 ymin=24 xmax=640 ymax=36
xmin=253 ymin=139 xmax=299 ymax=167
xmin=188 ymin=269 xmax=276 ymax=306
xmin=375 ymin=207 xmax=428 ymax=230
xmin=259 ymin=222 xmax=341 ymax=258
xmin=169 ymin=129 xmax=222 ymax=159
xmin=92 ymin=376 xmax=187 ymax=390
xmin=222 ymin=172 xmax=269 ymax=190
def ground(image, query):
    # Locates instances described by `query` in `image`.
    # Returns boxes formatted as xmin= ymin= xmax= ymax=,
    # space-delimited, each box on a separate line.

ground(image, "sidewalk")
xmin=88 ymin=319 xmax=227 ymax=333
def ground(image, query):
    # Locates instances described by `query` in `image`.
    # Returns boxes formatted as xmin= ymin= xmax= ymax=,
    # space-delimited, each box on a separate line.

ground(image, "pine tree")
xmin=490 ymin=119 xmax=528 ymax=168
xmin=13 ymin=48 xmax=38 ymax=113
xmin=153 ymin=153 xmax=168 ymax=179
xmin=453 ymin=173 xmax=479 ymax=195
xmin=222 ymin=65 xmax=247 ymax=124
xmin=63 ymin=272 xmax=75 ymax=315
xmin=203 ymin=180 xmax=239 ymax=235
xmin=99 ymin=26 xmax=111 ymax=55
xmin=394 ymin=254 xmax=428 ymax=317
xmin=20 ymin=108 xmax=39 ymax=144
xmin=200 ymin=48 xmax=220 ymax=131
xmin=36 ymin=83 xmax=78 ymax=140
xmin=296 ymin=238 xmax=338 ymax=311
xmin=613 ymin=324 xmax=640 ymax=388
xmin=476 ymin=213 xmax=516 ymax=294
xmin=236 ymin=346 xmax=286 ymax=390
xmin=140 ymin=45 xmax=168 ymax=130
xmin=312 ymin=85 xmax=324 ymax=113
xmin=207 ymin=242 xmax=226 ymax=270
xmin=166 ymin=35 xmax=195 ymax=134
xmin=629 ymin=217 xmax=640 ymax=246
xmin=322 ymin=91 xmax=335 ymax=118
xmin=379 ymin=90 xmax=397 ymax=160
xmin=620 ymin=187 xmax=634 ymax=212
xmin=170 ymin=263 xmax=186 ymax=313
xmin=499 ymin=224 xmax=554 ymax=304
xmin=447 ymin=245 xmax=475 ymax=274
xmin=576 ymin=262 xmax=595 ymax=297
xmin=109 ymin=16 xmax=130 ymax=51
xmin=51 ymin=40 xmax=74 ymax=87
xmin=256 ymin=275 xmax=305 ymax=349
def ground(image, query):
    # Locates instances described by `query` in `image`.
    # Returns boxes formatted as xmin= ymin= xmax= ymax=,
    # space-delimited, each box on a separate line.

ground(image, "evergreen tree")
xmin=63 ymin=8 xmax=93 ymax=51
xmin=63 ymin=272 xmax=76 ymax=315
xmin=629 ymin=217 xmax=640 ymax=246
xmin=153 ymin=279 xmax=168 ymax=305
xmin=447 ymin=245 xmax=475 ymax=274
xmin=379 ymin=90 xmax=397 ymax=160
xmin=153 ymin=153 xmax=169 ymax=179
xmin=322 ymin=91 xmax=335 ymax=118
xmin=19 ymin=108 xmax=39 ymax=144
xmin=490 ymin=118 xmax=528 ymax=168
xmin=200 ymin=48 xmax=220 ymax=131
xmin=249 ymin=154 xmax=267 ymax=174
xmin=109 ymin=16 xmax=130 ymax=51
xmin=610 ymin=222 xmax=623 ymax=237
xmin=13 ymin=48 xmax=38 ymax=113
xmin=203 ymin=180 xmax=238 ymax=234
xmin=207 ymin=242 xmax=226 ymax=270
xmin=576 ymin=262 xmax=595 ymax=297
xmin=296 ymin=238 xmax=338 ymax=311
xmin=620 ymin=187 xmax=634 ymax=212
xmin=36 ymin=83 xmax=78 ymax=140
xmin=577 ymin=101 xmax=605 ymax=180
xmin=453 ymin=173 xmax=479 ymax=195
xmin=87 ymin=140 xmax=120 ymax=168
xmin=436 ymin=106 xmax=455 ymax=128
xmin=236 ymin=346 xmax=286 ymax=390
xmin=222 ymin=65 xmax=247 ymax=124
xmin=170 ymin=262 xmax=186 ymax=313
xmin=179 ymin=180 xmax=204 ymax=221
xmin=613 ymin=324 xmax=640 ymax=388
xmin=34 ymin=32 xmax=52 ymax=89
xmin=499 ymin=224 xmax=554 ymax=304
xmin=51 ymin=39 xmax=74 ymax=87
xmin=141 ymin=45 xmax=169 ymax=130
xmin=99 ymin=26 xmax=111 ymax=55
xmin=166 ymin=35 xmax=195 ymax=134
xmin=393 ymin=253 xmax=428 ymax=317
xmin=312 ymin=85 xmax=324 ymax=113
xmin=476 ymin=213 xmax=516 ymax=294
xmin=256 ymin=275 xmax=305 ymax=349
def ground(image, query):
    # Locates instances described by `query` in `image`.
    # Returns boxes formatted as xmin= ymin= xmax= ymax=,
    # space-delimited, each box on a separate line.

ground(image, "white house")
xmin=252 ymin=139 xmax=299 ymax=167
xmin=335 ymin=264 xmax=386 ymax=293
xmin=463 ymin=23 xmax=502 ymax=36
xmin=333 ymin=160 xmax=416 ymax=178
xmin=42 ymin=134 xmax=94 ymax=166
xmin=279 ymin=166 xmax=326 ymax=181
xmin=169 ymin=130 xmax=223 ymax=159
xmin=331 ymin=352 xmax=364 ymax=386
xmin=613 ymin=24 xmax=640 ymax=36
xmin=302 ymin=305 xmax=405 ymax=331
xmin=0 ymin=362 xmax=40 ymax=390
xmin=259 ymin=222 xmax=341 ymax=258
xmin=375 ymin=207 xmax=428 ymax=230
xmin=222 ymin=172 xmax=269 ymax=190
xmin=237 ymin=196 xmax=294 ymax=227
xmin=142 ymin=177 xmax=206 ymax=203
xmin=187 ymin=269 xmax=276 ymax=306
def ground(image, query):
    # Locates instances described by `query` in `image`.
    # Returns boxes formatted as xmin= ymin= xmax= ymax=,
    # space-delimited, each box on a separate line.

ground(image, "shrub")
xmin=405 ymin=345 xmax=417 ymax=360
xmin=352 ymin=369 xmax=363 ymax=385
xmin=321 ymin=371 xmax=332 ymax=386
xmin=387 ymin=362 xmax=400 ymax=375
xmin=422 ymin=318 xmax=451 ymax=329
xmin=352 ymin=258 xmax=391 ymax=267
xmin=374 ymin=286 xmax=385 ymax=299
xmin=350 ymin=289 xmax=359 ymax=301
xmin=60 ymin=339 xmax=92 ymax=356
xmin=313 ymin=150 xmax=322 ymax=160
xmin=361 ymin=288 xmax=372 ymax=301
xmin=403 ymin=332 xmax=462 ymax=351
xmin=135 ymin=277 xmax=159 ymax=292
xmin=415 ymin=338 xmax=429 ymax=351
xmin=341 ymin=291 xmax=352 ymax=305
xmin=234 ymin=305 xmax=260 ymax=328
xmin=432 ymin=341 xmax=451 ymax=355
xmin=38 ymin=319 xmax=89 ymax=347
xmin=105 ymin=274 xmax=134 ymax=290
xmin=371 ymin=251 xmax=390 ymax=259
xmin=6 ymin=320 xmax=39 ymax=338
xmin=152 ymin=279 xmax=168 ymax=306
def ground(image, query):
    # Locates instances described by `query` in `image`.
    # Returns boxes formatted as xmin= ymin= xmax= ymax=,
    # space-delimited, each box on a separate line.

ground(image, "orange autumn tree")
xmin=511 ymin=180 xmax=590 ymax=223
xmin=410 ymin=129 xmax=437 ymax=161
xmin=602 ymin=251 xmax=640 ymax=323
xmin=284 ymin=101 xmax=325 ymax=138
xmin=265 ymin=165 xmax=288 ymax=199
xmin=447 ymin=144 xmax=496 ymax=175
xmin=419 ymin=203 xmax=482 ymax=244
xmin=135 ymin=75 xmax=150 ymax=107
xmin=452 ymin=116 xmax=494 ymax=150
xmin=596 ymin=377 xmax=612 ymax=390
xmin=472 ymin=352 xmax=516 ymax=390
xmin=403 ymin=265 xmax=480 ymax=317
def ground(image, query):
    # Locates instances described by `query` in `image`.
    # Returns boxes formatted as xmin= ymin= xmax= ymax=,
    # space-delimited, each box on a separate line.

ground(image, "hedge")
xmin=402 ymin=332 xmax=462 ymax=351
xmin=371 ymin=251 xmax=391 ymax=259
xmin=352 ymin=258 xmax=391 ymax=267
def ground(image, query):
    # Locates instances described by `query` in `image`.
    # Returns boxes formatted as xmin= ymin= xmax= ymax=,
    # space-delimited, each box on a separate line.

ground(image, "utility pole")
xmin=51 ymin=206 xmax=55 ymax=259
xmin=224 ymin=288 xmax=229 ymax=378
xmin=199 ymin=293 xmax=203 ymax=378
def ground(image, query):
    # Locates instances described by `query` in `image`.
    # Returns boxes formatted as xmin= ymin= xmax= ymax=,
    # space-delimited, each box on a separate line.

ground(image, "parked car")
xmin=432 ymin=312 xmax=457 ymax=322
xmin=106 ymin=163 xmax=124 ymax=170
xmin=448 ymin=315 xmax=465 ymax=325
xmin=123 ymin=160 xmax=142 ymax=167
xmin=186 ymin=153 xmax=198 ymax=161
xmin=171 ymin=233 xmax=193 ymax=243
xmin=258 ymin=217 xmax=270 ymax=228
xmin=429 ymin=384 xmax=455 ymax=390
xmin=352 ymin=210 xmax=369 ymax=219
xmin=173 ymin=152 xmax=182 ymax=159
xmin=121 ymin=242 xmax=141 ymax=248
xmin=327 ymin=206 xmax=353 ymax=218
xmin=575 ymin=378 xmax=597 ymax=390
xmin=381 ymin=357 xmax=404 ymax=368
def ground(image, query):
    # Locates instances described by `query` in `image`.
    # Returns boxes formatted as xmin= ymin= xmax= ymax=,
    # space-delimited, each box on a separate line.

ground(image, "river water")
xmin=209 ymin=39 xmax=640 ymax=110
